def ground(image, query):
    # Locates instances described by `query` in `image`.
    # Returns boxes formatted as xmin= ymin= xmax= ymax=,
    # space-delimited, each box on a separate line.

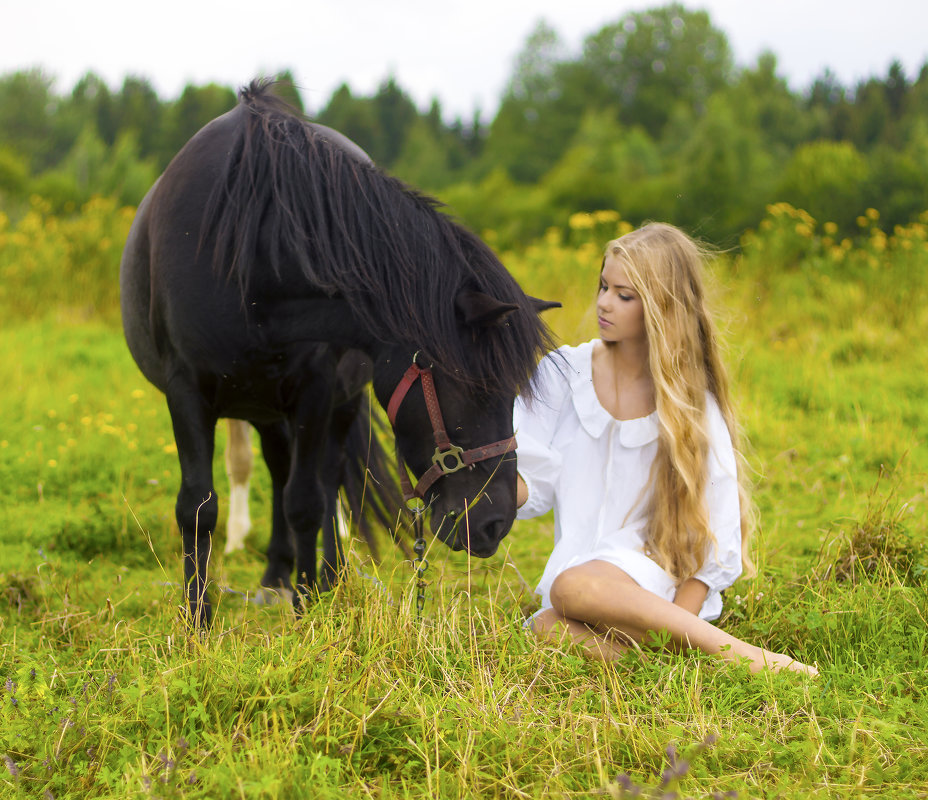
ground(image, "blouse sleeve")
xmin=513 ymin=353 xmax=568 ymax=520
xmin=693 ymin=396 xmax=744 ymax=593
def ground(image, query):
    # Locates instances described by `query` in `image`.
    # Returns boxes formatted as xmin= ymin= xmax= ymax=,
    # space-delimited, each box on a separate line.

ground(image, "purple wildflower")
xmin=3 ymin=755 xmax=20 ymax=778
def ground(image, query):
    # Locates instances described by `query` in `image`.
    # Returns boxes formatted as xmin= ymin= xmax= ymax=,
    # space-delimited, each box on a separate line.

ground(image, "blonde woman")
xmin=515 ymin=223 xmax=817 ymax=675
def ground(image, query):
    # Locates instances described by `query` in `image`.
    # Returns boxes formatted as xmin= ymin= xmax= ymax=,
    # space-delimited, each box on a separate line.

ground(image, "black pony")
xmin=120 ymin=80 xmax=557 ymax=626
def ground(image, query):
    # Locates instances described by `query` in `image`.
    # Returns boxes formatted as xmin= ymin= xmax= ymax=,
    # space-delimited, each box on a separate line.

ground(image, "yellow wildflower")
xmin=568 ymin=212 xmax=594 ymax=230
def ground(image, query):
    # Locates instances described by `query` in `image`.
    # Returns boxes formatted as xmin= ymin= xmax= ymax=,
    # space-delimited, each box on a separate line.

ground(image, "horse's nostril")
xmin=485 ymin=517 xmax=510 ymax=544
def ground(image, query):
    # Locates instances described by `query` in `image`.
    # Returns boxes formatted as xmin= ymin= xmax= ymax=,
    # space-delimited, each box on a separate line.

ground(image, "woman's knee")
xmin=550 ymin=567 xmax=597 ymax=614
xmin=550 ymin=562 xmax=636 ymax=616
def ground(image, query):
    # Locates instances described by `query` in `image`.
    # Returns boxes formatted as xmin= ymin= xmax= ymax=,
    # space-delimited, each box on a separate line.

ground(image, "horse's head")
xmin=373 ymin=291 xmax=553 ymax=557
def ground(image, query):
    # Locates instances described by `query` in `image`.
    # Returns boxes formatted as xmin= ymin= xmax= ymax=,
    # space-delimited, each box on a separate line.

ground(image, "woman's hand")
xmin=516 ymin=474 xmax=528 ymax=508
xmin=672 ymin=578 xmax=709 ymax=616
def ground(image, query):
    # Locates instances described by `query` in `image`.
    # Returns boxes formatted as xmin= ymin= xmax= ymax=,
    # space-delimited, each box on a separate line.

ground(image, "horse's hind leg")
xmin=166 ymin=382 xmax=219 ymax=628
xmin=224 ymin=419 xmax=253 ymax=554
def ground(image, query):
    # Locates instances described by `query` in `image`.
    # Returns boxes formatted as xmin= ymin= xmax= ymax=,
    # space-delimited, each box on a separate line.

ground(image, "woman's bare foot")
xmin=744 ymin=646 xmax=819 ymax=676
xmin=716 ymin=642 xmax=818 ymax=676
xmin=759 ymin=651 xmax=819 ymax=676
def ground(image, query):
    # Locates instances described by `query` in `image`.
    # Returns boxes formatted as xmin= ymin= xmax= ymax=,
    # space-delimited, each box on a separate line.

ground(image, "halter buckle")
xmin=432 ymin=444 xmax=467 ymax=475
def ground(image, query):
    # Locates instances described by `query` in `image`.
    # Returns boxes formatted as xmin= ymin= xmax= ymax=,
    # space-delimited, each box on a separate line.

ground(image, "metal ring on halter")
xmin=411 ymin=350 xmax=434 ymax=369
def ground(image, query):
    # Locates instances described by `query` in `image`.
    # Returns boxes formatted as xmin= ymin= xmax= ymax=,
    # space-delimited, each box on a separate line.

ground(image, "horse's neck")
xmin=269 ymin=296 xmax=376 ymax=351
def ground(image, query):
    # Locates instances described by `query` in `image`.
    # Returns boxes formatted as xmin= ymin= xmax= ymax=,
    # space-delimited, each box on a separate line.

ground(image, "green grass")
xmin=2 ymin=206 xmax=928 ymax=797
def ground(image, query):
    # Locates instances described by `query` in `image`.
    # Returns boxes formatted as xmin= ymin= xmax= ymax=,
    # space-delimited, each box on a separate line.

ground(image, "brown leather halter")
xmin=386 ymin=355 xmax=516 ymax=504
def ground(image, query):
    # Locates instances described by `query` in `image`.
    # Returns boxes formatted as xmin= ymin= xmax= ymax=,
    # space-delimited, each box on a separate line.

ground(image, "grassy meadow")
xmin=0 ymin=199 xmax=926 ymax=798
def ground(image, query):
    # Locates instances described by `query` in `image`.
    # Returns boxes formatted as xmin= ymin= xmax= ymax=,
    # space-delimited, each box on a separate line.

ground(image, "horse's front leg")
xmin=254 ymin=420 xmax=296 ymax=597
xmin=319 ymin=472 xmax=345 ymax=593
xmin=318 ymin=394 xmax=362 ymax=591
xmin=285 ymin=385 xmax=335 ymax=611
xmin=166 ymin=381 xmax=219 ymax=629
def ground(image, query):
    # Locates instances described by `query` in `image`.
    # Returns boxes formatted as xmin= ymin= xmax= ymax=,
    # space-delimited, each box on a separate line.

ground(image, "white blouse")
xmin=514 ymin=341 xmax=743 ymax=621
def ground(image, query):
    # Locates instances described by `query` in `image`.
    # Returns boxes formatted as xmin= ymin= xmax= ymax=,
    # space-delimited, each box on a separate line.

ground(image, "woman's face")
xmin=596 ymin=254 xmax=646 ymax=344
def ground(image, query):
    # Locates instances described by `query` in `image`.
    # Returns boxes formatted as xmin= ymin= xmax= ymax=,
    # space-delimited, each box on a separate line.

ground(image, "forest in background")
xmin=2 ymin=3 xmax=928 ymax=248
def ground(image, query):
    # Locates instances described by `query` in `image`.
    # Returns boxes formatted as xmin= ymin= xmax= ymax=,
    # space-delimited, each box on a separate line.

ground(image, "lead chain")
xmin=412 ymin=510 xmax=429 ymax=619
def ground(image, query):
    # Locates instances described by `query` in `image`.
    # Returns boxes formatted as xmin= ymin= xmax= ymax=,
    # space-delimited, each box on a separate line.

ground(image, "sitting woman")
xmin=514 ymin=222 xmax=816 ymax=675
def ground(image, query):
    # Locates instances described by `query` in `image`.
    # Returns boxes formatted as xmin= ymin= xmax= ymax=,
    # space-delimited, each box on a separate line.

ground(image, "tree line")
xmin=2 ymin=3 xmax=927 ymax=247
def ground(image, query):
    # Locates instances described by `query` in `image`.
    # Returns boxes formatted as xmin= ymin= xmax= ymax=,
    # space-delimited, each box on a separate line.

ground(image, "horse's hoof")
xmin=249 ymin=586 xmax=293 ymax=606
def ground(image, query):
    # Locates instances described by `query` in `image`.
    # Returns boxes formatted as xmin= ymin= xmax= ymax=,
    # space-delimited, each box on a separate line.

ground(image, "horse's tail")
xmin=339 ymin=395 xmax=409 ymax=560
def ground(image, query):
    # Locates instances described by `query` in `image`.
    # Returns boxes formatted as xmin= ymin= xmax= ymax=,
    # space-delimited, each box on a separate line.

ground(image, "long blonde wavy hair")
xmin=604 ymin=223 xmax=754 ymax=583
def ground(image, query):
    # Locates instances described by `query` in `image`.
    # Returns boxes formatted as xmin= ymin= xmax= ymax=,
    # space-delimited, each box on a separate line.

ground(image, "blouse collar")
xmin=568 ymin=341 xmax=659 ymax=446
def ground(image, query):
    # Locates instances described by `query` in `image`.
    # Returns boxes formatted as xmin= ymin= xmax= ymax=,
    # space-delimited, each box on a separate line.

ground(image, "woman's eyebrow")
xmin=602 ymin=280 xmax=636 ymax=291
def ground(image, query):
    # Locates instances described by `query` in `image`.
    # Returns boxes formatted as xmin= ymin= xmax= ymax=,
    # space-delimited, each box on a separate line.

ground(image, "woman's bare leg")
xmin=547 ymin=560 xmax=818 ymax=676
xmin=531 ymin=608 xmax=639 ymax=662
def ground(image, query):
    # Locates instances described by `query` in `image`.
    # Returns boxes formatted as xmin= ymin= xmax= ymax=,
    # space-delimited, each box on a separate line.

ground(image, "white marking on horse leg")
xmin=225 ymin=483 xmax=252 ymax=553
xmin=224 ymin=419 xmax=253 ymax=554
xmin=335 ymin=494 xmax=349 ymax=540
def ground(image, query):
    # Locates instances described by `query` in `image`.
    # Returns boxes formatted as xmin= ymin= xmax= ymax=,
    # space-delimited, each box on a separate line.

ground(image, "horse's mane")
xmin=202 ymin=79 xmax=554 ymax=397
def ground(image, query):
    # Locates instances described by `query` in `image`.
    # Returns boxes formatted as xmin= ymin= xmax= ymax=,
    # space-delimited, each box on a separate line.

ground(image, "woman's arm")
xmin=693 ymin=395 xmax=745 ymax=595
xmin=673 ymin=578 xmax=709 ymax=616
xmin=512 ymin=352 xmax=568 ymax=518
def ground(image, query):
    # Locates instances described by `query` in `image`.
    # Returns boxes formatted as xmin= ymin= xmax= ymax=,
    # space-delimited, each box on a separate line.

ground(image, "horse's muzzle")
xmin=433 ymin=511 xmax=511 ymax=557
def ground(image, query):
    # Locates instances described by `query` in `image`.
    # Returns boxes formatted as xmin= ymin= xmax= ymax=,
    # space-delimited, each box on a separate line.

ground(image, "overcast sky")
xmin=5 ymin=0 xmax=927 ymax=119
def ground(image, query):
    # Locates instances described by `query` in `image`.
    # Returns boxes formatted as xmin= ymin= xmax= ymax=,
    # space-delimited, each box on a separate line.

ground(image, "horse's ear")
xmin=455 ymin=290 xmax=519 ymax=327
xmin=527 ymin=295 xmax=561 ymax=313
